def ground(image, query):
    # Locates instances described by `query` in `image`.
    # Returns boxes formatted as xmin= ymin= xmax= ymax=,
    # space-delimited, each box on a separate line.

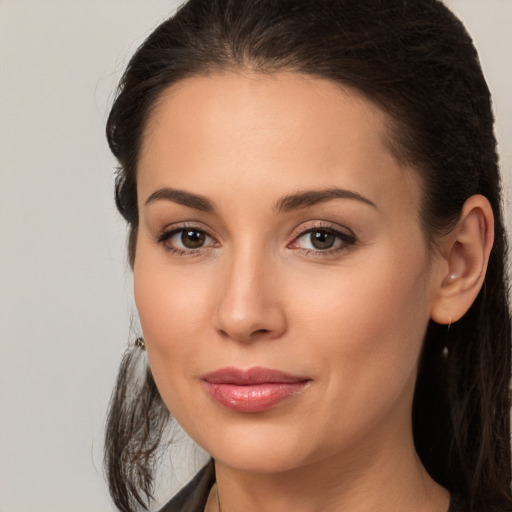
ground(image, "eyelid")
xmin=290 ymin=220 xmax=356 ymax=240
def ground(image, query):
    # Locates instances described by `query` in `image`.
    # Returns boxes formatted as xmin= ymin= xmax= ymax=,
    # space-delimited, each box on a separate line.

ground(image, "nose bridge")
xmin=214 ymin=241 xmax=286 ymax=342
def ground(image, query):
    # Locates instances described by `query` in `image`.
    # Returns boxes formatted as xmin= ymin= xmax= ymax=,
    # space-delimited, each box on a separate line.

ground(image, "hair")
xmin=104 ymin=1 xmax=512 ymax=511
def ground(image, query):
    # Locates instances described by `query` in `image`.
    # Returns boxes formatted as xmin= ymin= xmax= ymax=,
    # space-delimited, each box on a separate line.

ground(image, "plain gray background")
xmin=0 ymin=1 xmax=510 ymax=511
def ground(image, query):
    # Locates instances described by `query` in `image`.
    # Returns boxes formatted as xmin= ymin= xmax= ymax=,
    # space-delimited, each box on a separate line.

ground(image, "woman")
xmin=104 ymin=1 xmax=511 ymax=511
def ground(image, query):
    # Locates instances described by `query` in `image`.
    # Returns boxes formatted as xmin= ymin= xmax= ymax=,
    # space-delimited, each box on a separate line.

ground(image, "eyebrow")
xmin=274 ymin=188 xmax=377 ymax=213
xmin=144 ymin=186 xmax=376 ymax=214
xmin=144 ymin=187 xmax=215 ymax=212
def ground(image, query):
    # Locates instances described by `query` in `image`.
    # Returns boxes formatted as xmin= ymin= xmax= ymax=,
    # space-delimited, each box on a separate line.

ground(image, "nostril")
xmin=251 ymin=328 xmax=271 ymax=338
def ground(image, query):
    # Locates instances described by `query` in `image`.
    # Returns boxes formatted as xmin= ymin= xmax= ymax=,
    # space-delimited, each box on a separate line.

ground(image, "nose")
xmin=213 ymin=252 xmax=287 ymax=343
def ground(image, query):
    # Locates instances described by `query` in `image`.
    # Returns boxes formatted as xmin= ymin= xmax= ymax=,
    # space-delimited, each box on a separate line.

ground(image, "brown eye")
xmin=181 ymin=229 xmax=206 ymax=248
xmin=159 ymin=227 xmax=214 ymax=253
xmin=310 ymin=230 xmax=336 ymax=250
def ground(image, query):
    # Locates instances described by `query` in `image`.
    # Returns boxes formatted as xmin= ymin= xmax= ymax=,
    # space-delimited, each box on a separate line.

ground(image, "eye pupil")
xmin=181 ymin=230 xmax=206 ymax=248
xmin=311 ymin=230 xmax=335 ymax=250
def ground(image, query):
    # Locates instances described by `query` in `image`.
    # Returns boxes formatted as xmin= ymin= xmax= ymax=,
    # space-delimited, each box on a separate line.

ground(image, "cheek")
xmin=135 ymin=268 xmax=204 ymax=346
xmin=291 ymin=243 xmax=432 ymax=411
xmin=133 ymin=250 xmax=216 ymax=404
xmin=134 ymin=236 xmax=217 ymax=341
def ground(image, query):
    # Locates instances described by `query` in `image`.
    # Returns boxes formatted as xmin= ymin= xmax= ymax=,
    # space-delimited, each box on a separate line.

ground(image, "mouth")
xmin=201 ymin=367 xmax=311 ymax=413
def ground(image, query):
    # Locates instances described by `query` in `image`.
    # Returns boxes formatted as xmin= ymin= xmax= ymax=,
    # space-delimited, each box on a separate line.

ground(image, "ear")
xmin=430 ymin=195 xmax=494 ymax=325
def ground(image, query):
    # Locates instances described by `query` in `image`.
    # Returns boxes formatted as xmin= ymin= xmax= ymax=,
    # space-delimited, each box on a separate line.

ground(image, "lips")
xmin=201 ymin=367 xmax=310 ymax=413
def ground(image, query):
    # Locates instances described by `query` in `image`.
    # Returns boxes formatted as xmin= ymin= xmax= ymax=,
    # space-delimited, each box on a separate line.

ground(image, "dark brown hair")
xmin=104 ymin=1 xmax=512 ymax=511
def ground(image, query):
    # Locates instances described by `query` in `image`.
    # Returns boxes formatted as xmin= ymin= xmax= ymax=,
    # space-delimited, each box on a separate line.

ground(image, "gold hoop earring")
xmin=135 ymin=337 xmax=146 ymax=350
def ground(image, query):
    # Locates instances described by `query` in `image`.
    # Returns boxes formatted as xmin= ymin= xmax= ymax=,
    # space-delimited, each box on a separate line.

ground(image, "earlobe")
xmin=430 ymin=195 xmax=494 ymax=325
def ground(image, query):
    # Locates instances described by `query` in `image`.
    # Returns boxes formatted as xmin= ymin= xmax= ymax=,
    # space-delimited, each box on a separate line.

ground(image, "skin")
xmin=134 ymin=71 xmax=492 ymax=511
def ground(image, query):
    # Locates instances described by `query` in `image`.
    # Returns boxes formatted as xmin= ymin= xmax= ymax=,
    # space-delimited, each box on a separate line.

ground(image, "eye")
xmin=290 ymin=227 xmax=356 ymax=253
xmin=303 ymin=230 xmax=338 ymax=250
xmin=176 ymin=229 xmax=209 ymax=249
xmin=158 ymin=227 xmax=215 ymax=253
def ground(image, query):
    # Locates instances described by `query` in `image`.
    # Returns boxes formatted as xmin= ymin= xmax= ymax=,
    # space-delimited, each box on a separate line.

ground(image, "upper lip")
xmin=202 ymin=366 xmax=310 ymax=385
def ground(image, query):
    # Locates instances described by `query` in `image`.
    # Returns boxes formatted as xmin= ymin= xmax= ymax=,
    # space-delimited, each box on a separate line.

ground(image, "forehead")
xmin=138 ymin=71 xmax=420 ymax=213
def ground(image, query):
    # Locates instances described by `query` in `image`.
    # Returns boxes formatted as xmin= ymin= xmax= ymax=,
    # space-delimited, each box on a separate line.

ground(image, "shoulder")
xmin=159 ymin=460 xmax=216 ymax=512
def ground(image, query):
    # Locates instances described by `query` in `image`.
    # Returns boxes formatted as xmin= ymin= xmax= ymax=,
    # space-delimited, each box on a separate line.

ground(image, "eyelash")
xmin=156 ymin=223 xmax=357 ymax=257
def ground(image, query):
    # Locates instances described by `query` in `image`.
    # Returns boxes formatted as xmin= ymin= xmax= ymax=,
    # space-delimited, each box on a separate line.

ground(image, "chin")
xmin=188 ymin=419 xmax=324 ymax=475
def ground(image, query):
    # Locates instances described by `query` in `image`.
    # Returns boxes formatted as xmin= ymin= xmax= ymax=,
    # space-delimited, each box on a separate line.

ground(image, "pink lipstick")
xmin=201 ymin=367 xmax=310 ymax=413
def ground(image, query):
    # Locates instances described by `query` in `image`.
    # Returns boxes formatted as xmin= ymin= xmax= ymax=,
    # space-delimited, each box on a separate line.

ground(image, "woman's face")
xmin=135 ymin=72 xmax=443 ymax=473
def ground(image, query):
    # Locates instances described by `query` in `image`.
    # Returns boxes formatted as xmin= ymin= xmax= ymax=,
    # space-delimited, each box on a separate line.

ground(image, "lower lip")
xmin=202 ymin=381 xmax=309 ymax=413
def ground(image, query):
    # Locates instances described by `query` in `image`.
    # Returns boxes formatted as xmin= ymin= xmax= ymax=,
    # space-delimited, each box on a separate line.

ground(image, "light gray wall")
xmin=0 ymin=1 xmax=510 ymax=511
